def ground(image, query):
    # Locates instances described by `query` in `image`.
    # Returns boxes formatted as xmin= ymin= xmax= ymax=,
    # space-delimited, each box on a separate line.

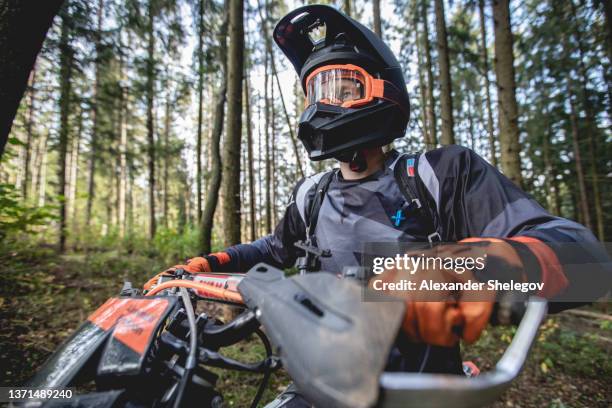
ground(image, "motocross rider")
xmin=147 ymin=3 xmax=609 ymax=387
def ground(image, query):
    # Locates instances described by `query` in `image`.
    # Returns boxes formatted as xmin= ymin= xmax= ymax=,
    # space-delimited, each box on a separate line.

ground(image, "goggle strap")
xmin=373 ymin=79 xmax=409 ymax=116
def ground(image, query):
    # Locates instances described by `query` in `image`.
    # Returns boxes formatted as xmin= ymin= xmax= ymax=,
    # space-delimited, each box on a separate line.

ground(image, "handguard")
xmin=238 ymin=264 xmax=405 ymax=408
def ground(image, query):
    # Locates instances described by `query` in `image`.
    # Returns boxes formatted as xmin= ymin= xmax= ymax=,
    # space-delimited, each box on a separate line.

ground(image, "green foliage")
xmin=151 ymin=225 xmax=200 ymax=264
xmin=0 ymin=184 xmax=57 ymax=240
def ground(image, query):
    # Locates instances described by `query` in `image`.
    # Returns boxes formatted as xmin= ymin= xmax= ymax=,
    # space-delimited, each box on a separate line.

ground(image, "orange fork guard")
xmin=145 ymin=280 xmax=244 ymax=304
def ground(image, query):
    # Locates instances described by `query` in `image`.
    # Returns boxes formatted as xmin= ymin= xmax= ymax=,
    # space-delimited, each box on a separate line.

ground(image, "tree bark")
xmin=412 ymin=0 xmax=431 ymax=149
xmin=0 ymin=0 xmax=64 ymax=158
xmin=22 ymin=65 xmax=37 ymax=200
xmin=57 ymin=6 xmax=73 ymax=252
xmin=416 ymin=30 xmax=430 ymax=149
xmin=567 ymin=79 xmax=591 ymax=230
xmin=68 ymin=105 xmax=82 ymax=231
xmin=146 ymin=0 xmax=156 ymax=239
xmin=491 ymin=0 xmax=522 ymax=186
xmin=272 ymin=64 xmax=305 ymax=179
xmin=373 ymin=0 xmax=382 ymax=37
xmin=196 ymin=0 xmax=204 ymax=222
xmin=222 ymin=0 xmax=244 ymax=246
xmin=478 ymin=0 xmax=497 ymax=167
xmin=37 ymin=131 xmax=49 ymax=207
xmin=541 ymin=114 xmax=560 ymax=216
xmin=163 ymin=82 xmax=171 ymax=228
xmin=86 ymin=0 xmax=104 ymax=226
xmin=118 ymin=86 xmax=128 ymax=237
xmin=244 ymin=73 xmax=256 ymax=242
xmin=257 ymin=0 xmax=304 ymax=180
xmin=434 ymin=0 xmax=455 ymax=145
xmin=569 ymin=0 xmax=604 ymax=240
xmin=343 ymin=0 xmax=351 ymax=17
xmin=259 ymin=0 xmax=272 ymax=233
xmin=200 ymin=4 xmax=228 ymax=253
xmin=421 ymin=0 xmax=437 ymax=146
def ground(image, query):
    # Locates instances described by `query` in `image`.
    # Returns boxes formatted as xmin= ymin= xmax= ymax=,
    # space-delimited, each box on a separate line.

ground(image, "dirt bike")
xmin=23 ymin=263 xmax=547 ymax=408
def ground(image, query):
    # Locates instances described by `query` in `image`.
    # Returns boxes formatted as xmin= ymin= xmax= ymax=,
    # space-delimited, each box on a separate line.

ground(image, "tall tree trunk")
xmin=258 ymin=0 xmax=304 ymax=180
xmin=222 ymin=0 xmax=244 ymax=246
xmin=343 ymin=0 xmax=351 ymax=17
xmin=244 ymin=73 xmax=256 ymax=242
xmin=541 ymin=118 xmax=560 ymax=216
xmin=270 ymin=77 xmax=277 ymax=226
xmin=434 ymin=0 xmax=455 ymax=145
xmin=373 ymin=0 xmax=382 ymax=37
xmin=196 ymin=0 xmax=204 ymax=222
xmin=146 ymin=0 xmax=156 ymax=239
xmin=421 ymin=0 xmax=437 ymax=146
xmin=272 ymin=62 xmax=305 ymax=179
xmin=567 ymin=79 xmax=591 ymax=230
xmin=0 ymin=0 xmax=64 ymax=158
xmin=86 ymin=0 xmax=104 ymax=227
xmin=69 ymin=106 xmax=82 ymax=231
xmin=416 ymin=32 xmax=430 ymax=148
xmin=200 ymin=4 xmax=228 ymax=253
xmin=163 ymin=86 xmax=171 ymax=228
xmin=597 ymin=0 xmax=612 ymax=63
xmin=412 ymin=0 xmax=431 ymax=149
xmin=127 ymin=158 xmax=135 ymax=238
xmin=491 ymin=0 xmax=522 ymax=186
xmin=118 ymin=87 xmax=127 ymax=238
xmin=257 ymin=101 xmax=264 ymax=237
xmin=118 ymin=30 xmax=128 ymax=238
xmin=57 ymin=8 xmax=73 ymax=252
xmin=23 ymin=65 xmax=37 ymax=200
xmin=467 ymin=88 xmax=475 ymax=149
xmin=569 ymin=0 xmax=604 ymax=240
xmin=37 ymin=131 xmax=49 ymax=207
xmin=478 ymin=0 xmax=497 ymax=167
xmin=261 ymin=3 xmax=272 ymax=233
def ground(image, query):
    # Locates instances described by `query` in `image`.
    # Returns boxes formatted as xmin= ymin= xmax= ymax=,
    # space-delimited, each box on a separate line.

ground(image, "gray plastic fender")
xmin=238 ymin=263 xmax=405 ymax=408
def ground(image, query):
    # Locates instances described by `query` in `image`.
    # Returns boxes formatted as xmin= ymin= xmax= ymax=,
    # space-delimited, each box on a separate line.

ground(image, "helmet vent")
xmin=307 ymin=20 xmax=326 ymax=47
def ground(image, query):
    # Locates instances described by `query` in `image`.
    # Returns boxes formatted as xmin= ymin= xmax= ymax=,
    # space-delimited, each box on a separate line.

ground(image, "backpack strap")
xmin=305 ymin=169 xmax=337 ymax=244
xmin=393 ymin=153 xmax=443 ymax=243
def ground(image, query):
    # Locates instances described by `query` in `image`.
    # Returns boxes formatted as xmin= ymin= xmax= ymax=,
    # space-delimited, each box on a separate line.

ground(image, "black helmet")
xmin=273 ymin=4 xmax=410 ymax=161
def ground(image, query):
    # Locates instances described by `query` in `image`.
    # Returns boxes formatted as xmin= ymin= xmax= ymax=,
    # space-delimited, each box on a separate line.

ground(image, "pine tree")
xmin=491 ymin=0 xmax=522 ymax=186
xmin=434 ymin=0 xmax=455 ymax=145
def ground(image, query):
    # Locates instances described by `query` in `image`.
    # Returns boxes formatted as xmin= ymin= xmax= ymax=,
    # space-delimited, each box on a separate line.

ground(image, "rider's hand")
xmin=171 ymin=256 xmax=212 ymax=273
xmin=144 ymin=257 xmax=213 ymax=290
xmin=374 ymin=240 xmax=523 ymax=347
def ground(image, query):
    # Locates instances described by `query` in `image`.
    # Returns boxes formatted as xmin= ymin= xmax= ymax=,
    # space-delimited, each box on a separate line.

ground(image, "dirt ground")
xmin=1 ymin=247 xmax=610 ymax=407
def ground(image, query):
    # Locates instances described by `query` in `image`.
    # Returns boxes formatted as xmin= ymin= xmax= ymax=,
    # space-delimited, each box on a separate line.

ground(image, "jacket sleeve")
xmin=418 ymin=145 xmax=611 ymax=309
xmin=205 ymin=180 xmax=308 ymax=273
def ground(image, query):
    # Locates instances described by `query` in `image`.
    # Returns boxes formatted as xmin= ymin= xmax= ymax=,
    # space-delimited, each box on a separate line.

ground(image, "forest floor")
xmin=0 ymin=246 xmax=610 ymax=407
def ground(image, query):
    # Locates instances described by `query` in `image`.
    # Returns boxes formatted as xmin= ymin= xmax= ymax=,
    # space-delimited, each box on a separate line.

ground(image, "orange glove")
xmin=144 ymin=257 xmax=212 ymax=290
xmin=172 ymin=256 xmax=212 ymax=273
xmin=373 ymin=240 xmax=523 ymax=347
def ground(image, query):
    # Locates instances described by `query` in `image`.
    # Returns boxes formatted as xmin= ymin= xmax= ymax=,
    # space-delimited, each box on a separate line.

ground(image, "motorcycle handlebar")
xmin=378 ymin=298 xmax=547 ymax=408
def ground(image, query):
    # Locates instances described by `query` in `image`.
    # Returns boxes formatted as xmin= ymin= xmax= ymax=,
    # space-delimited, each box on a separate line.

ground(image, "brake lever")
xmin=201 ymin=309 xmax=260 ymax=348
xmin=199 ymin=348 xmax=280 ymax=373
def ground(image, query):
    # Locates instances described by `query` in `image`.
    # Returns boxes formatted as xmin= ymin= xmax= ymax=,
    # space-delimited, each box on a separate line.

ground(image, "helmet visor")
xmin=306 ymin=68 xmax=366 ymax=107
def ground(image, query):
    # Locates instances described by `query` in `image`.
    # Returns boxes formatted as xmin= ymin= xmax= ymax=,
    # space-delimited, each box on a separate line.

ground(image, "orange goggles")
xmin=305 ymin=64 xmax=406 ymax=111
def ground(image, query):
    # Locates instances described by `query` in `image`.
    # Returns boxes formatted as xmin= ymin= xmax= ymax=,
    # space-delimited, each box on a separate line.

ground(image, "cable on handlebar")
xmin=249 ymin=327 xmax=273 ymax=408
xmin=173 ymin=287 xmax=198 ymax=408
xmin=145 ymin=280 xmax=244 ymax=304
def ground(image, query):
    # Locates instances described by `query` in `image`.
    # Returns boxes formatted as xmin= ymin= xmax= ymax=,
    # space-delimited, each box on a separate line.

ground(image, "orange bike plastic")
xmin=145 ymin=280 xmax=244 ymax=304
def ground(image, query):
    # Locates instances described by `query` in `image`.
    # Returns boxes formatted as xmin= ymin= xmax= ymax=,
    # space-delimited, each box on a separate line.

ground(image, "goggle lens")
xmin=306 ymin=68 xmax=366 ymax=107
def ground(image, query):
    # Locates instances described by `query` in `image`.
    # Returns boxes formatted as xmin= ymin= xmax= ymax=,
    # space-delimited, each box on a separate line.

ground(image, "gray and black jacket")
xmin=207 ymin=146 xmax=609 ymax=308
